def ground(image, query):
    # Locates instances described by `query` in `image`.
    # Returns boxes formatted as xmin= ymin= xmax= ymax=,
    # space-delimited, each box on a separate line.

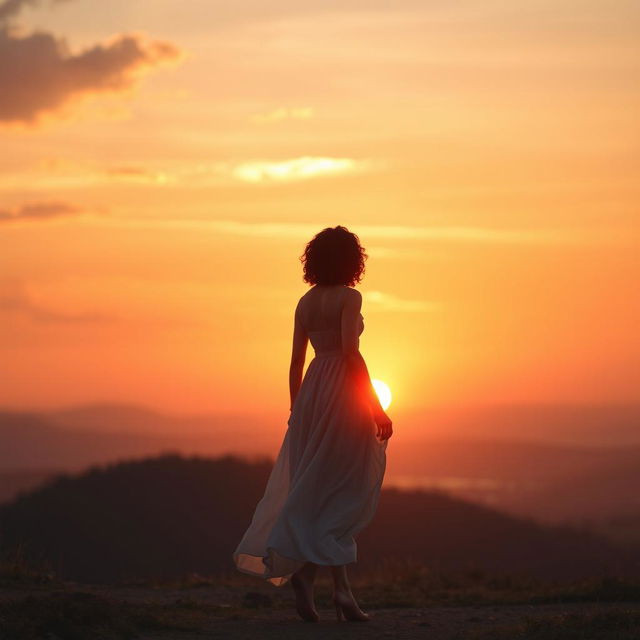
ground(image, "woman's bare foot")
xmin=330 ymin=564 xmax=369 ymax=621
xmin=290 ymin=566 xmax=319 ymax=622
xmin=333 ymin=588 xmax=370 ymax=622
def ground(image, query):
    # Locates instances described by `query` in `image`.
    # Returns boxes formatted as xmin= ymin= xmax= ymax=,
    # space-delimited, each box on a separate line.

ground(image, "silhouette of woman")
xmin=232 ymin=225 xmax=393 ymax=622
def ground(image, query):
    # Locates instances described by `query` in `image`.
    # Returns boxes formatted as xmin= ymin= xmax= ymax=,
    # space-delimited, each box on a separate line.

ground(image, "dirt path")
xmin=164 ymin=602 xmax=640 ymax=640
xmin=2 ymin=582 xmax=639 ymax=640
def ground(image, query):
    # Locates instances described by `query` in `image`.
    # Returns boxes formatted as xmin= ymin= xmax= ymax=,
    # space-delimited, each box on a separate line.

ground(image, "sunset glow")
xmin=0 ymin=0 xmax=637 ymax=429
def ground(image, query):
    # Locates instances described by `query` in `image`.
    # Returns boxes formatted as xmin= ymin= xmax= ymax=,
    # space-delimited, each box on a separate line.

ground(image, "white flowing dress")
xmin=232 ymin=287 xmax=388 ymax=586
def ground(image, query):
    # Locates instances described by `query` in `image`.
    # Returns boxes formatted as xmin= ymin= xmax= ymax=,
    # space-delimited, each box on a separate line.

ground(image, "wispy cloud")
xmin=104 ymin=156 xmax=365 ymax=185
xmin=232 ymin=156 xmax=364 ymax=183
xmin=105 ymin=166 xmax=172 ymax=184
xmin=249 ymin=106 xmax=314 ymax=124
xmin=365 ymin=246 xmax=448 ymax=261
xmin=0 ymin=278 xmax=115 ymax=324
xmin=88 ymin=218 xmax=611 ymax=246
xmin=0 ymin=201 xmax=86 ymax=223
xmin=0 ymin=156 xmax=367 ymax=189
xmin=363 ymin=290 xmax=441 ymax=312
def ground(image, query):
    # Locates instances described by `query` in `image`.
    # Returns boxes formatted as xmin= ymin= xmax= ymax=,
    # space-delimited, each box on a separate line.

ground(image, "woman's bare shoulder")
xmin=297 ymin=288 xmax=313 ymax=305
xmin=344 ymin=286 xmax=361 ymax=300
xmin=343 ymin=286 xmax=362 ymax=310
xmin=294 ymin=288 xmax=312 ymax=314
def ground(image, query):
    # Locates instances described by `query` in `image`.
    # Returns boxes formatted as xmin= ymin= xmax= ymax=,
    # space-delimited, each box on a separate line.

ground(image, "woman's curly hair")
xmin=300 ymin=225 xmax=368 ymax=287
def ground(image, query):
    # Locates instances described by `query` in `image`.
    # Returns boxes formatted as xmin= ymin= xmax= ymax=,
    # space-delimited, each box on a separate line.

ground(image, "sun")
xmin=371 ymin=379 xmax=392 ymax=410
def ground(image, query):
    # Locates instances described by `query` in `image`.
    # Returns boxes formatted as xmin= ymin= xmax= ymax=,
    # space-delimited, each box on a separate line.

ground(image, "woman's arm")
xmin=347 ymin=351 xmax=387 ymax=417
xmin=341 ymin=289 xmax=387 ymax=419
xmin=289 ymin=300 xmax=308 ymax=411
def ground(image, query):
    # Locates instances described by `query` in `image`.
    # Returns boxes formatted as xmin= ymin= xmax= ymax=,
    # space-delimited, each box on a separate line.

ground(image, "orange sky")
xmin=1 ymin=0 xmax=638 ymax=420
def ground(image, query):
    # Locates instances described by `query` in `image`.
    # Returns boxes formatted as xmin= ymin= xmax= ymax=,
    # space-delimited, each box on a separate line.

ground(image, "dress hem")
xmin=233 ymin=548 xmax=357 ymax=587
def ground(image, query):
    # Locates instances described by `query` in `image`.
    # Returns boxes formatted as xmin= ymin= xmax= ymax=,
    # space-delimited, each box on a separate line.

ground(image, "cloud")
xmin=104 ymin=156 xmax=364 ymax=185
xmin=232 ymin=156 xmax=364 ymax=183
xmin=105 ymin=166 xmax=171 ymax=184
xmin=0 ymin=0 xmax=69 ymax=22
xmin=90 ymin=217 xmax=608 ymax=246
xmin=249 ymin=106 xmax=314 ymax=124
xmin=0 ymin=0 xmax=182 ymax=125
xmin=365 ymin=246 xmax=445 ymax=260
xmin=7 ymin=209 xmax=627 ymax=248
xmin=363 ymin=290 xmax=442 ymax=312
xmin=0 ymin=200 xmax=86 ymax=222
xmin=0 ymin=29 xmax=181 ymax=125
xmin=0 ymin=278 xmax=115 ymax=324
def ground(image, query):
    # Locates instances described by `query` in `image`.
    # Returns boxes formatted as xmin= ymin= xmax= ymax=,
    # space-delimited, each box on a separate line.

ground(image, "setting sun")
xmin=371 ymin=379 xmax=392 ymax=411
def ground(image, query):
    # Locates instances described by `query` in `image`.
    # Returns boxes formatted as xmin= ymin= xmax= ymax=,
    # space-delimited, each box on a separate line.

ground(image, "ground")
xmin=1 ymin=567 xmax=640 ymax=639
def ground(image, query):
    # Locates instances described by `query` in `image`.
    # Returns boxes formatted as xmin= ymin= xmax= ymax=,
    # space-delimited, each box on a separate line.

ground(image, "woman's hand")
xmin=373 ymin=409 xmax=393 ymax=441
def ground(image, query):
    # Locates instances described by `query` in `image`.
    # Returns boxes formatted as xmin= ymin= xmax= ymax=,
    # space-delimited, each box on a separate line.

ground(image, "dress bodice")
xmin=298 ymin=286 xmax=364 ymax=357
xmin=307 ymin=313 xmax=364 ymax=356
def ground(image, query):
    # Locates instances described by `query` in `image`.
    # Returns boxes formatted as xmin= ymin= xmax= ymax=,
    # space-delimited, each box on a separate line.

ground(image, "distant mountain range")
xmin=38 ymin=401 xmax=640 ymax=445
xmin=0 ymin=406 xmax=279 ymax=471
xmin=1 ymin=453 xmax=637 ymax=584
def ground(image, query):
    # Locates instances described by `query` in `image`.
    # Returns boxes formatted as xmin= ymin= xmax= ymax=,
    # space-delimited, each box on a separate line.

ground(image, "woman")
xmin=232 ymin=225 xmax=393 ymax=623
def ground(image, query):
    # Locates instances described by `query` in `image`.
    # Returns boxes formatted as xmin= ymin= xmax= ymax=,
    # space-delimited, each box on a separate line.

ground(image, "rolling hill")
xmin=2 ymin=405 xmax=640 ymax=545
xmin=1 ymin=453 xmax=637 ymax=584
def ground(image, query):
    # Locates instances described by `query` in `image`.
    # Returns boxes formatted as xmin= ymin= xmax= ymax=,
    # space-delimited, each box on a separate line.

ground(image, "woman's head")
xmin=300 ymin=225 xmax=368 ymax=287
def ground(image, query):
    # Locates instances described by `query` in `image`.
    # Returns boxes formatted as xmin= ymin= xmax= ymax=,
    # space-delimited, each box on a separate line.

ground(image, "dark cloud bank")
xmin=0 ymin=0 xmax=181 ymax=124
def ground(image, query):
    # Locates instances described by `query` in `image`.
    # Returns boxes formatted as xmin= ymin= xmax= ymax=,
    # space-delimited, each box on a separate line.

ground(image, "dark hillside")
xmin=1 ymin=454 xmax=637 ymax=584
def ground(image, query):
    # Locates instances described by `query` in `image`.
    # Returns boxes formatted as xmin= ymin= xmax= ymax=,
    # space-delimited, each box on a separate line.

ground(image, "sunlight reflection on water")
xmin=386 ymin=475 xmax=543 ymax=493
